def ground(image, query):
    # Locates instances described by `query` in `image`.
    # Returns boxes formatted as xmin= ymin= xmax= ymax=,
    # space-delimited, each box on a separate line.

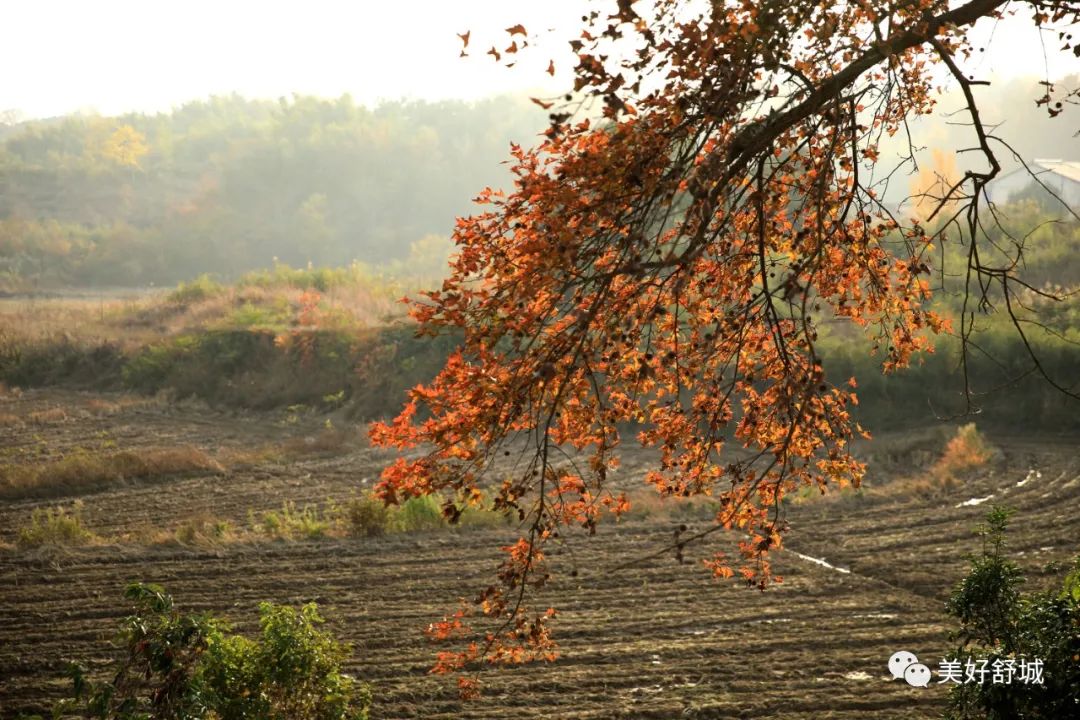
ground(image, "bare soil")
xmin=2 ymin=388 xmax=1078 ymax=719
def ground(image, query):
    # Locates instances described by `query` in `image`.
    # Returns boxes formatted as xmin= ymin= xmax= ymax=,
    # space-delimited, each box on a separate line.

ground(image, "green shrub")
xmin=121 ymin=335 xmax=200 ymax=391
xmin=168 ymin=274 xmax=223 ymax=304
xmin=944 ymin=506 xmax=1080 ymax=719
xmin=393 ymin=495 xmax=446 ymax=533
xmin=339 ymin=493 xmax=392 ymax=537
xmin=59 ymin=583 xmax=371 ymax=720
xmin=0 ymin=335 xmax=125 ymax=389
xmin=252 ymin=501 xmax=331 ymax=540
xmin=458 ymin=500 xmax=515 ymax=529
xmin=226 ymin=301 xmax=290 ymax=330
xmin=817 ymin=298 xmax=1080 ymax=433
xmin=16 ymin=502 xmax=96 ymax=548
xmin=173 ymin=516 xmax=236 ymax=547
xmin=122 ymin=329 xmax=359 ymax=410
xmin=236 ymin=263 xmax=351 ymax=293
xmin=333 ymin=491 xmax=510 ymax=538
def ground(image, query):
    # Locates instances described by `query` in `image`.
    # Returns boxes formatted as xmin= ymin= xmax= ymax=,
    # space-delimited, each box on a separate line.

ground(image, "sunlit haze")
xmin=3 ymin=0 xmax=1075 ymax=119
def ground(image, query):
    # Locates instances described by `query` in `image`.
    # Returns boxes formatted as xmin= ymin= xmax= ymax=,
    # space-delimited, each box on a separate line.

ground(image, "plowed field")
xmin=2 ymin=389 xmax=1077 ymax=719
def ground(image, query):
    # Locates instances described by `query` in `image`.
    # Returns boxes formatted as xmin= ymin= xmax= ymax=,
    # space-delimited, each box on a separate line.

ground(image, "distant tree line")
xmin=0 ymin=94 xmax=545 ymax=289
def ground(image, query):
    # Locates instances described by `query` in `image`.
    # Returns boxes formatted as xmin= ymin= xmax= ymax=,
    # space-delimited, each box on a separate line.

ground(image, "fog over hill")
xmin=0 ymin=94 xmax=547 ymax=289
xmin=0 ymin=73 xmax=1076 ymax=290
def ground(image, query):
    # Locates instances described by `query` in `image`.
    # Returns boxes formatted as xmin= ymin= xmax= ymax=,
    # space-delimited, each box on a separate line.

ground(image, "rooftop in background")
xmin=1028 ymin=159 xmax=1080 ymax=185
xmin=988 ymin=159 xmax=1080 ymax=206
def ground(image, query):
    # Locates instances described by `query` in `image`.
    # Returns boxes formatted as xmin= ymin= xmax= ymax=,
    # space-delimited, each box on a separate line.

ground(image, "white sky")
xmin=2 ymin=1 xmax=1076 ymax=119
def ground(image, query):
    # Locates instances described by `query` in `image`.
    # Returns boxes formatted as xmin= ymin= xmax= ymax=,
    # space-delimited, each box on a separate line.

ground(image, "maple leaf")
xmin=373 ymin=0 xmax=1080 ymax=696
xmin=457 ymin=677 xmax=481 ymax=701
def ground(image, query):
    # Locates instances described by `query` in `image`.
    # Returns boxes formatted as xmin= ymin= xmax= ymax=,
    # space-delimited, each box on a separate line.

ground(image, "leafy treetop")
xmin=369 ymin=0 xmax=1080 ymax=692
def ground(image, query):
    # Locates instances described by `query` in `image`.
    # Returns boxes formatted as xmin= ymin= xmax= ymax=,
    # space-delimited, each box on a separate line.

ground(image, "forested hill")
xmin=2 ymin=83 xmax=1078 ymax=293
xmin=0 ymin=94 xmax=546 ymax=289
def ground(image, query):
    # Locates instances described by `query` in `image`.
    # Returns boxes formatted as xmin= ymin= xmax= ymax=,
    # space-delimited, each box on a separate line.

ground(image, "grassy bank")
xmin=2 ymin=263 xmax=1079 ymax=431
xmin=0 ymin=264 xmax=456 ymax=419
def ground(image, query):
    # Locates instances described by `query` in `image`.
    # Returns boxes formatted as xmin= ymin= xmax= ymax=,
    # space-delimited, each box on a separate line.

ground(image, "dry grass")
xmin=0 ymin=412 xmax=22 ymax=427
xmin=12 ymin=503 xmax=233 ymax=551
xmin=0 ymin=396 xmax=151 ymax=427
xmin=132 ymin=446 xmax=225 ymax=474
xmin=27 ymin=407 xmax=68 ymax=424
xmin=0 ymin=296 xmax=166 ymax=347
xmin=617 ymin=488 xmax=722 ymax=522
xmin=6 ymin=491 xmax=518 ymax=555
xmin=125 ymin=513 xmax=244 ymax=548
xmin=930 ymin=423 xmax=994 ymax=479
xmin=0 ymin=446 xmax=225 ymax=500
xmin=217 ymin=445 xmax=287 ymax=468
xmin=0 ymin=276 xmax=405 ymax=351
xmin=281 ymin=425 xmax=357 ymax=456
xmin=219 ymin=426 xmax=360 ymax=468
xmin=0 ymin=277 xmax=432 ymax=418
xmin=172 ymin=515 xmax=240 ymax=547
xmin=784 ymin=482 xmax=867 ymax=507
xmin=83 ymin=398 xmax=121 ymax=415
xmin=79 ymin=396 xmax=155 ymax=416
xmin=884 ymin=473 xmax=963 ymax=500
xmin=320 ymin=493 xmax=512 ymax=538
xmin=867 ymin=423 xmax=996 ymax=500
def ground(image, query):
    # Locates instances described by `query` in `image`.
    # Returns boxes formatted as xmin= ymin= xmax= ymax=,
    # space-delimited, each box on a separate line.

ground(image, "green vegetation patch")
xmin=945 ymin=507 xmax=1080 ymax=719
xmin=43 ymin=583 xmax=372 ymax=720
xmin=16 ymin=501 xmax=97 ymax=548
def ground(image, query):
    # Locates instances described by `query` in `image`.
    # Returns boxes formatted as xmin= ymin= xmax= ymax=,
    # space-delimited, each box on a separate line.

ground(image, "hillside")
xmin=0 ymin=94 xmax=546 ymax=289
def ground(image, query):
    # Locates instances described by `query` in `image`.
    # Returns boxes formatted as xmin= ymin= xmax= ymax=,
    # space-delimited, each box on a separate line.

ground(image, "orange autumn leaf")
xmin=371 ymin=0 xmax=1080 ymax=695
xmin=457 ymin=677 xmax=482 ymax=701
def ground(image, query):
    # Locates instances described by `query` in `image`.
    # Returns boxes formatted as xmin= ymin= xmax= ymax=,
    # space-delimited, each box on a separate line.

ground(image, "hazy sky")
xmin=3 ymin=1 xmax=1076 ymax=119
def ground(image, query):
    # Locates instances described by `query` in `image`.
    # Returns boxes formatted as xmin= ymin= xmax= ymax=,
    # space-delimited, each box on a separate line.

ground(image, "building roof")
xmin=987 ymin=159 xmax=1080 ymax=198
xmin=1026 ymin=159 xmax=1080 ymax=184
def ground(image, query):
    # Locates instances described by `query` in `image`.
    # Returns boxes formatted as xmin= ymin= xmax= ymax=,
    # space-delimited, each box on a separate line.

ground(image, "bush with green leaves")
xmin=16 ymin=502 xmax=96 ymax=548
xmin=392 ymin=495 xmax=446 ymax=533
xmin=944 ymin=506 xmax=1080 ymax=719
xmin=251 ymin=501 xmax=332 ymax=540
xmin=168 ymin=274 xmax=223 ymax=305
xmin=338 ymin=493 xmax=392 ymax=537
xmin=54 ymin=583 xmax=371 ymax=720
